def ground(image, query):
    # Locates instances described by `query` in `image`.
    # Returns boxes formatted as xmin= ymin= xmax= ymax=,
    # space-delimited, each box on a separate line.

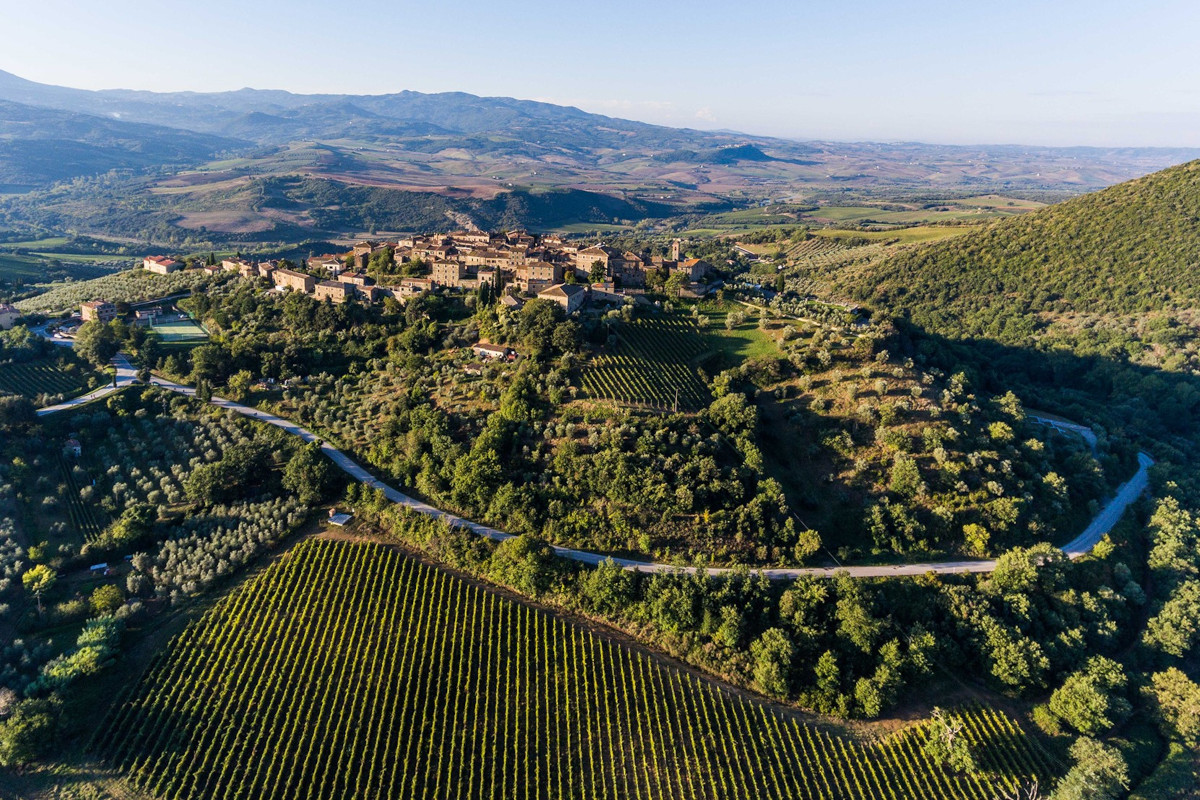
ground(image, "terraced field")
xmin=580 ymin=315 xmax=712 ymax=411
xmin=93 ymin=539 xmax=1055 ymax=800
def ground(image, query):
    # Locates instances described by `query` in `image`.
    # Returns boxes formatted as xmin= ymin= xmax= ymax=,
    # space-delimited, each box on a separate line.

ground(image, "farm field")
xmin=813 ymin=226 xmax=977 ymax=244
xmin=0 ymin=251 xmax=49 ymax=281
xmin=580 ymin=315 xmax=712 ymax=411
xmin=0 ymin=357 xmax=92 ymax=402
xmin=93 ymin=539 xmax=1054 ymax=800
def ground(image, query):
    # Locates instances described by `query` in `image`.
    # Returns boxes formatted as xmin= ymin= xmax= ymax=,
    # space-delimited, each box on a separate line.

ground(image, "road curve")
xmin=35 ymin=356 xmax=1155 ymax=580
xmin=35 ymin=354 xmax=137 ymax=417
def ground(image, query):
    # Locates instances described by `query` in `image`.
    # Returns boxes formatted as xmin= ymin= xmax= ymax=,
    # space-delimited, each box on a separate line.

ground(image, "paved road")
xmin=34 ymin=354 xmax=137 ymax=417
xmin=1028 ymin=412 xmax=1099 ymax=452
xmin=34 ymin=350 xmax=1155 ymax=579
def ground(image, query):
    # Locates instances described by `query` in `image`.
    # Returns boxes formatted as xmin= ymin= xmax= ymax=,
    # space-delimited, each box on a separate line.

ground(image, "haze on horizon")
xmin=3 ymin=0 xmax=1199 ymax=148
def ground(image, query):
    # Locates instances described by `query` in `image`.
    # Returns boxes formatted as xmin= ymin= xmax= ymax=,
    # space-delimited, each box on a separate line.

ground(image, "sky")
xmin=2 ymin=0 xmax=1200 ymax=147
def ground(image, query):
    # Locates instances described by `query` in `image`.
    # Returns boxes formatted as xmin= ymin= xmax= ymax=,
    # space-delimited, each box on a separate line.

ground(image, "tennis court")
xmin=150 ymin=318 xmax=209 ymax=342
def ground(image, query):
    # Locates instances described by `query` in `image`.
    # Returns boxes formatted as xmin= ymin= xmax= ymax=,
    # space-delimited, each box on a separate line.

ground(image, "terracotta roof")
xmin=539 ymin=283 xmax=586 ymax=299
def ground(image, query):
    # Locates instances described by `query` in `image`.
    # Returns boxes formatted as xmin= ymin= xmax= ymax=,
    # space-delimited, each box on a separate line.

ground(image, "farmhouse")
xmin=537 ymin=283 xmax=587 ymax=314
xmin=471 ymin=342 xmax=515 ymax=360
xmin=81 ymin=300 xmax=118 ymax=323
xmin=143 ymin=255 xmax=181 ymax=274
xmin=0 ymin=303 xmax=19 ymax=330
xmin=273 ymin=268 xmax=316 ymax=293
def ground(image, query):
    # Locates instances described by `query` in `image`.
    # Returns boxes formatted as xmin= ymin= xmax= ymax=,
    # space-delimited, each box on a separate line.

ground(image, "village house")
xmin=675 ymin=258 xmax=713 ymax=281
xmin=306 ymin=255 xmax=346 ymax=276
xmin=143 ymin=255 xmax=181 ymax=274
xmin=0 ymin=303 xmax=19 ymax=330
xmin=81 ymin=300 xmax=117 ymax=323
xmin=222 ymin=257 xmax=253 ymax=273
xmin=273 ymin=268 xmax=316 ymax=293
xmin=202 ymin=264 xmax=221 ymax=276
xmin=340 ymin=271 xmax=374 ymax=288
xmin=431 ymin=261 xmax=468 ymax=287
xmin=314 ymin=281 xmax=353 ymax=304
xmin=537 ymin=283 xmax=587 ymax=314
xmin=392 ymin=277 xmax=433 ymax=298
xmin=514 ymin=261 xmax=563 ymax=293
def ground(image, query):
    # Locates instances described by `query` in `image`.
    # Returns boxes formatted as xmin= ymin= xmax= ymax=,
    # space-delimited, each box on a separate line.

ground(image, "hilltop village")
xmin=118 ymin=231 xmax=716 ymax=319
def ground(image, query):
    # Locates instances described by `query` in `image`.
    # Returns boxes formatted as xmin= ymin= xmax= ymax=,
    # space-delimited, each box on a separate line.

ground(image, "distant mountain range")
xmin=4 ymin=68 xmax=1200 ymax=240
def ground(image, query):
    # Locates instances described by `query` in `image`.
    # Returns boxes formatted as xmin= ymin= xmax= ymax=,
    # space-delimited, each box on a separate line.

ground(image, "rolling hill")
xmin=844 ymin=160 xmax=1200 ymax=343
xmin=0 ymin=98 xmax=246 ymax=189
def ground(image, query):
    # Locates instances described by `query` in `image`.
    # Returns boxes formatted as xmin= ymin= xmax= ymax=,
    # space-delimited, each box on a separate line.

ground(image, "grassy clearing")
xmin=31 ymin=251 xmax=135 ymax=264
xmin=696 ymin=304 xmax=784 ymax=363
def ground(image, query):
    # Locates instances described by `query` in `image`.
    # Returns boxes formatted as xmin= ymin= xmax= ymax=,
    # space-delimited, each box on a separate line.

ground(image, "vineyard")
xmin=55 ymin=453 xmax=108 ymax=541
xmin=0 ymin=358 xmax=90 ymax=402
xmin=94 ymin=539 xmax=1055 ymax=800
xmin=580 ymin=316 xmax=712 ymax=411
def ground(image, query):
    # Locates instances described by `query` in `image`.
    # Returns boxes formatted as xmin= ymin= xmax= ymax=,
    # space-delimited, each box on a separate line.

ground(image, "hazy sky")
xmin=3 ymin=0 xmax=1199 ymax=146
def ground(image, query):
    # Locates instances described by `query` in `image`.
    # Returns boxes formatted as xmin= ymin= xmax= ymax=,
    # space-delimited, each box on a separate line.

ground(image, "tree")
xmin=0 ymin=394 xmax=35 ymax=430
xmin=282 ymin=443 xmax=332 ymax=506
xmin=490 ymin=535 xmax=557 ymax=596
xmin=0 ymin=697 xmax=60 ymax=767
xmin=74 ymin=321 xmax=119 ymax=367
xmin=888 ymin=455 xmax=924 ymax=498
xmin=923 ymin=708 xmax=977 ymax=773
xmin=90 ymin=584 xmax=124 ymax=616
xmin=665 ymin=271 xmax=686 ymax=298
xmin=102 ymin=503 xmax=155 ymax=548
xmin=589 ymin=260 xmax=606 ymax=284
xmin=22 ymin=564 xmax=56 ymax=614
xmin=1145 ymin=667 xmax=1200 ymax=745
xmin=580 ymin=558 xmax=636 ymax=616
xmin=750 ymin=628 xmax=794 ymax=698
xmin=1143 ymin=579 xmax=1200 ymax=658
xmin=1047 ymin=657 xmax=1131 ymax=736
xmin=189 ymin=344 xmax=226 ymax=384
xmin=1051 ymin=737 xmax=1128 ymax=800
xmin=226 ymin=369 xmax=254 ymax=403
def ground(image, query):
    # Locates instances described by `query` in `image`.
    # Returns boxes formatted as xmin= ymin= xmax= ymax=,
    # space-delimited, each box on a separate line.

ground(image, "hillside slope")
xmin=0 ymin=99 xmax=246 ymax=188
xmin=849 ymin=160 xmax=1200 ymax=342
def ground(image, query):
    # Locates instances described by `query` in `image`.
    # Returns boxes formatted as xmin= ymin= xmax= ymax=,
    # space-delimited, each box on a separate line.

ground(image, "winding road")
xmin=35 ymin=353 xmax=1154 ymax=579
